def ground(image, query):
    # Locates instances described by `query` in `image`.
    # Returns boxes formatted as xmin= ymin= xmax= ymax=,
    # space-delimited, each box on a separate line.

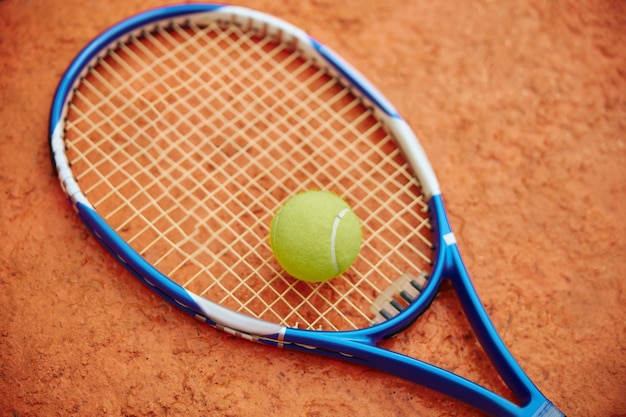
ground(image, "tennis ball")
xmin=270 ymin=191 xmax=362 ymax=283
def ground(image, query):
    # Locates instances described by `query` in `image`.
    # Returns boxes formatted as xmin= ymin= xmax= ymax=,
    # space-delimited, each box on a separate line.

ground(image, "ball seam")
xmin=330 ymin=208 xmax=350 ymax=275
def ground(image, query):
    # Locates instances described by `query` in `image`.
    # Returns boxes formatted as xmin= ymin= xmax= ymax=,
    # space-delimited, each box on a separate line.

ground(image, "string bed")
xmin=63 ymin=18 xmax=433 ymax=331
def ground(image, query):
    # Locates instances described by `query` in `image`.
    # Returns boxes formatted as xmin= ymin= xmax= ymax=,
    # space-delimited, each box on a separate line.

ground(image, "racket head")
xmin=49 ymin=4 xmax=447 ymax=343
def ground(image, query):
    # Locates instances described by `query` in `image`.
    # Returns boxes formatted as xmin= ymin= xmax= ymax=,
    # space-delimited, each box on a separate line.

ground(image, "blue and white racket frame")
xmin=49 ymin=4 xmax=564 ymax=417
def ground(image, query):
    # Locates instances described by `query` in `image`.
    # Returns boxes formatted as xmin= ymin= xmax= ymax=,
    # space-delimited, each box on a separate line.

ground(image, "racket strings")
xmin=64 ymin=18 xmax=434 ymax=331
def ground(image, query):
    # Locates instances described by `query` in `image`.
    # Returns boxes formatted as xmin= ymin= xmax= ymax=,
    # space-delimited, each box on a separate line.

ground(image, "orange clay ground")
xmin=1 ymin=1 xmax=625 ymax=416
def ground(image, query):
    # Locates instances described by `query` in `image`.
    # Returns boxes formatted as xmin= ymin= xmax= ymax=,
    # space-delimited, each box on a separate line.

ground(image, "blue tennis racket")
xmin=49 ymin=4 xmax=564 ymax=416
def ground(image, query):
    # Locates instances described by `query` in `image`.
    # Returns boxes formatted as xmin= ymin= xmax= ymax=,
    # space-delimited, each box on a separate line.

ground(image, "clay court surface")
xmin=1 ymin=1 xmax=625 ymax=416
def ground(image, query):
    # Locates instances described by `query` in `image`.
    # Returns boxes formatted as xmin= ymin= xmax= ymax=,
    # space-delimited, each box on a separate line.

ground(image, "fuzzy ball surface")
xmin=269 ymin=191 xmax=362 ymax=282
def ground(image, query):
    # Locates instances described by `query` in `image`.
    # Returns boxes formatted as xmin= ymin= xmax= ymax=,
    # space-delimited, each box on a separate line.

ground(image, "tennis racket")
xmin=49 ymin=4 xmax=564 ymax=416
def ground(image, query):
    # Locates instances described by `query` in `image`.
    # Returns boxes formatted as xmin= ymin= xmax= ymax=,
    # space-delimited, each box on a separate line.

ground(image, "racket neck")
xmin=430 ymin=195 xmax=548 ymax=409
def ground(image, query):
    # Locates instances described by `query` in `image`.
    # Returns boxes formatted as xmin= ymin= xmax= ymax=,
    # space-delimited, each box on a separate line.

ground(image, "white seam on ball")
xmin=330 ymin=208 xmax=350 ymax=275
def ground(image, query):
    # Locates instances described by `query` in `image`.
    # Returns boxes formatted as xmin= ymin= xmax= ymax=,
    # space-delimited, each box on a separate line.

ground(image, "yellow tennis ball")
xmin=270 ymin=191 xmax=362 ymax=283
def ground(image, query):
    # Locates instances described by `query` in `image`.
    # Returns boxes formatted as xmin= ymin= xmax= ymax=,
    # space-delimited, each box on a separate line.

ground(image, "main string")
xmin=64 ymin=18 xmax=433 ymax=331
